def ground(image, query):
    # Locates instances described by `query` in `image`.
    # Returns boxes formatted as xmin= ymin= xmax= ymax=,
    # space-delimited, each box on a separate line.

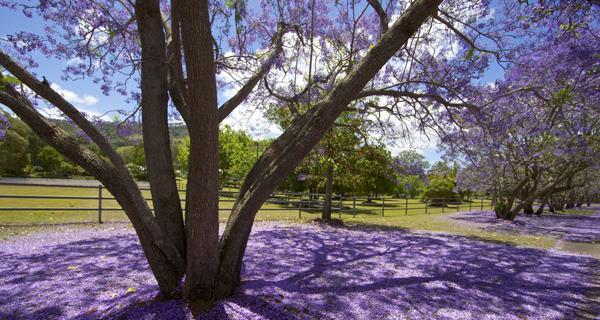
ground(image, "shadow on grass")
xmin=0 ymin=224 xmax=598 ymax=319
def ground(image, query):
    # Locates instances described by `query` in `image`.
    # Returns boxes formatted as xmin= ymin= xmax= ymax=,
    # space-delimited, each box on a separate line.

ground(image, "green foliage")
xmin=0 ymin=119 xmax=30 ymax=176
xmin=176 ymin=139 xmax=190 ymax=175
xmin=117 ymin=144 xmax=147 ymax=179
xmin=36 ymin=145 xmax=78 ymax=177
xmin=177 ymin=125 xmax=263 ymax=185
xmin=219 ymin=125 xmax=259 ymax=185
xmin=395 ymin=175 xmax=426 ymax=198
xmin=421 ymin=176 xmax=460 ymax=204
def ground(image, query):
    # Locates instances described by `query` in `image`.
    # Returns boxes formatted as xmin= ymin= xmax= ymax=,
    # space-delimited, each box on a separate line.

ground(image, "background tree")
xmin=0 ymin=115 xmax=30 ymax=176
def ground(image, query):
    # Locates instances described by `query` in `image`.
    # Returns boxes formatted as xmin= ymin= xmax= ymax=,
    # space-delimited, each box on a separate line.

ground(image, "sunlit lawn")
xmin=0 ymin=184 xmax=556 ymax=249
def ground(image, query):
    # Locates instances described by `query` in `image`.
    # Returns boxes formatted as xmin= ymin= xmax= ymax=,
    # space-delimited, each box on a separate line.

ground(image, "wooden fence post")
xmin=353 ymin=196 xmax=356 ymax=218
xmin=381 ymin=196 xmax=385 ymax=217
xmin=469 ymin=198 xmax=472 ymax=211
xmin=425 ymin=199 xmax=428 ymax=214
xmin=98 ymin=185 xmax=103 ymax=224
xmin=405 ymin=197 xmax=408 ymax=216
xmin=442 ymin=199 xmax=445 ymax=213
xmin=480 ymin=198 xmax=484 ymax=211
xmin=338 ymin=195 xmax=343 ymax=219
xmin=298 ymin=193 xmax=302 ymax=219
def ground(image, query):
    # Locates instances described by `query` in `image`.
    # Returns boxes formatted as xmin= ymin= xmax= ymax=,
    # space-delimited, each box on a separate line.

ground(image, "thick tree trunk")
xmin=215 ymin=0 xmax=442 ymax=298
xmin=179 ymin=0 xmax=220 ymax=301
xmin=0 ymin=88 xmax=185 ymax=296
xmin=321 ymin=164 xmax=334 ymax=220
xmin=135 ymin=0 xmax=185 ymax=260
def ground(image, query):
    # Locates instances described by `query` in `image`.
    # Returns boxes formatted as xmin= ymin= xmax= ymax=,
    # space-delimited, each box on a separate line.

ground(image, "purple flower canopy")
xmin=1 ymin=222 xmax=598 ymax=319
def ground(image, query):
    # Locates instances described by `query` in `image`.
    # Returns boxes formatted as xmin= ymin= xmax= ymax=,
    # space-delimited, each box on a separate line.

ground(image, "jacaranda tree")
xmin=0 ymin=0 xmax=449 ymax=302
xmin=0 ymin=0 xmax=595 ymax=304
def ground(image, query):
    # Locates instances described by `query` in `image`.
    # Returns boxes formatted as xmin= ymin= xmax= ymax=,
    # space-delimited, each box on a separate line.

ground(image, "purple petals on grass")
xmin=0 ymin=222 xmax=598 ymax=319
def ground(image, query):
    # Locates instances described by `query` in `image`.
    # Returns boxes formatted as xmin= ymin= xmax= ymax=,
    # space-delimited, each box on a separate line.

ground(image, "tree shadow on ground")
xmin=0 ymin=223 xmax=598 ymax=319
xmin=451 ymin=210 xmax=600 ymax=243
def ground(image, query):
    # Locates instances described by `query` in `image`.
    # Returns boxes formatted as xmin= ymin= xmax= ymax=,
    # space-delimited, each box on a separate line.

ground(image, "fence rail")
xmin=0 ymin=181 xmax=493 ymax=224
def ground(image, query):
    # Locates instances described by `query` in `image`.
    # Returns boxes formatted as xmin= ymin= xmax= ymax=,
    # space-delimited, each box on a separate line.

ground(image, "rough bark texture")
xmin=0 ymin=88 xmax=184 ymax=296
xmin=322 ymin=164 xmax=334 ymax=220
xmin=215 ymin=0 xmax=443 ymax=297
xmin=179 ymin=0 xmax=220 ymax=301
xmin=136 ymin=0 xmax=186 ymax=260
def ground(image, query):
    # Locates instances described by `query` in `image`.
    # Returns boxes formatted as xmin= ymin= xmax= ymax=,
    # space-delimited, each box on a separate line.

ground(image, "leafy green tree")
xmin=0 ymin=117 xmax=30 ymax=176
xmin=348 ymin=145 xmax=396 ymax=201
xmin=178 ymin=126 xmax=261 ymax=185
xmin=117 ymin=143 xmax=147 ymax=179
xmin=422 ymin=176 xmax=460 ymax=205
xmin=36 ymin=145 xmax=78 ymax=177
xmin=396 ymin=175 xmax=426 ymax=198
xmin=219 ymin=125 xmax=258 ymax=186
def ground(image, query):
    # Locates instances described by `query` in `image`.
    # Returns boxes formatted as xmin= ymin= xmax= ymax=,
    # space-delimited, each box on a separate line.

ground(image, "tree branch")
xmin=0 ymin=49 xmax=129 ymax=176
xmin=217 ymin=23 xmax=288 ymax=123
xmin=357 ymin=89 xmax=479 ymax=111
xmin=367 ymin=0 xmax=389 ymax=35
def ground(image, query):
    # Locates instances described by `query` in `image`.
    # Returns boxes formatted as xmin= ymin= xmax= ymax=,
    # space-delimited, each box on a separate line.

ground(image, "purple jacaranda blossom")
xmin=451 ymin=209 xmax=600 ymax=243
xmin=0 ymin=221 xmax=598 ymax=319
xmin=0 ymin=113 xmax=9 ymax=140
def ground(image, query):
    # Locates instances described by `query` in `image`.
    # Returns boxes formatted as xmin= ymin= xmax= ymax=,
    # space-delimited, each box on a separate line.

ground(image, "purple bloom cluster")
xmin=452 ymin=209 xmax=600 ymax=243
xmin=0 ymin=113 xmax=9 ymax=140
xmin=1 ymin=222 xmax=598 ymax=319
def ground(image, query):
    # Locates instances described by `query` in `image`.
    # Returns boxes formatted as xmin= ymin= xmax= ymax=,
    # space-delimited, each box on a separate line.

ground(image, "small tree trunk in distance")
xmin=565 ymin=192 xmax=575 ymax=209
xmin=565 ymin=201 xmax=575 ymax=209
xmin=535 ymin=201 xmax=545 ymax=216
xmin=321 ymin=164 xmax=334 ymax=220
xmin=523 ymin=202 xmax=534 ymax=215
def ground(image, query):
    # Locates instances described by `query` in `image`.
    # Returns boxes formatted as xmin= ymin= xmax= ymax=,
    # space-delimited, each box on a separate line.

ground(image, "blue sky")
xmin=0 ymin=5 xmax=505 ymax=164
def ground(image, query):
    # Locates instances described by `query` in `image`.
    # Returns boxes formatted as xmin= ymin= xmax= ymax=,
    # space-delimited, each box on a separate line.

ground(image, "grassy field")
xmin=0 ymin=183 xmax=559 ymax=250
xmin=0 ymin=184 xmax=493 ymax=224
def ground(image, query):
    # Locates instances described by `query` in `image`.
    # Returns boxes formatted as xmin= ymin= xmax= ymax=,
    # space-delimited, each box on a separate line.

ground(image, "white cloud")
xmin=50 ymin=83 xmax=99 ymax=107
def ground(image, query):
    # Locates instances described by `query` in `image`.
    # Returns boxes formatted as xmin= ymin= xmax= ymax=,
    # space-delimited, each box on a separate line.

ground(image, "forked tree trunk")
xmin=322 ymin=164 xmax=334 ymax=220
xmin=1 ymin=0 xmax=443 ymax=304
xmin=214 ymin=0 xmax=442 ymax=297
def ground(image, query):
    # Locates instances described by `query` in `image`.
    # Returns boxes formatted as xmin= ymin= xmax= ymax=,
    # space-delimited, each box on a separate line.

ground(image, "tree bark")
xmin=179 ymin=0 xmax=220 ymax=301
xmin=136 ymin=0 xmax=186 ymax=260
xmin=0 ymin=88 xmax=185 ymax=296
xmin=215 ymin=0 xmax=442 ymax=298
xmin=321 ymin=164 xmax=334 ymax=220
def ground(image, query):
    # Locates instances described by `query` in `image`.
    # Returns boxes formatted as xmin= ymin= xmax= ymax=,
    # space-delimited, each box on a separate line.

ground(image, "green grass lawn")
xmin=0 ymin=184 xmax=557 ymax=250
